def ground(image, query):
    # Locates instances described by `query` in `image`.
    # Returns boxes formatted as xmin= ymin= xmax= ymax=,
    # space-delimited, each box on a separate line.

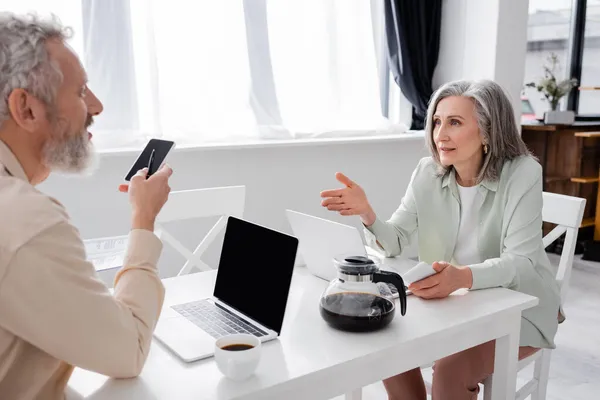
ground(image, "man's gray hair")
xmin=0 ymin=13 xmax=71 ymax=125
xmin=425 ymin=79 xmax=531 ymax=183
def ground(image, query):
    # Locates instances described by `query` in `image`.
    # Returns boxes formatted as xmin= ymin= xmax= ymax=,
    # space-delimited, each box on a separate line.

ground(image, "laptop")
xmin=285 ymin=210 xmax=406 ymax=298
xmin=153 ymin=216 xmax=298 ymax=362
xmin=285 ymin=209 xmax=366 ymax=281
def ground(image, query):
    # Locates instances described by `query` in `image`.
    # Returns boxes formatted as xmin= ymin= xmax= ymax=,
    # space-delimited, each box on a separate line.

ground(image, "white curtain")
xmin=267 ymin=0 xmax=393 ymax=137
xmin=128 ymin=0 xmax=258 ymax=148
xmin=2 ymin=0 xmax=409 ymax=150
xmin=0 ymin=0 xmax=84 ymax=57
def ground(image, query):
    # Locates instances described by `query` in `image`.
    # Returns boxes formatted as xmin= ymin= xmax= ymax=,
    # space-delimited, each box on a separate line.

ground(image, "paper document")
xmin=84 ymin=235 xmax=129 ymax=271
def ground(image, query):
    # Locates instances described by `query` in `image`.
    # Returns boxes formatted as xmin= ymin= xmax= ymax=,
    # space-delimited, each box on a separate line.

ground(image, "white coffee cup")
xmin=214 ymin=334 xmax=261 ymax=381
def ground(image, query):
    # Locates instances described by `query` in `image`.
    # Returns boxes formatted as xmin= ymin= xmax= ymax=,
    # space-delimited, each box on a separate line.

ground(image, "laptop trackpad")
xmin=154 ymin=317 xmax=215 ymax=362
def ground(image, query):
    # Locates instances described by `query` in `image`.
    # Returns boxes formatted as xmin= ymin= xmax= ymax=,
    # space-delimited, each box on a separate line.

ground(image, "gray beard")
xmin=42 ymin=126 xmax=97 ymax=175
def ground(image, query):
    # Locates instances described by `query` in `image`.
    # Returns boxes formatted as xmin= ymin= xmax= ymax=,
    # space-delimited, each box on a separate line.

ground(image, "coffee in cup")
xmin=221 ymin=344 xmax=254 ymax=351
xmin=214 ymin=334 xmax=261 ymax=380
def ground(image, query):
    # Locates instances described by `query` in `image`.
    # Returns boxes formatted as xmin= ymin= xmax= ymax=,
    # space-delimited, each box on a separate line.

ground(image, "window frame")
xmin=566 ymin=0 xmax=587 ymax=114
xmin=564 ymin=0 xmax=600 ymax=119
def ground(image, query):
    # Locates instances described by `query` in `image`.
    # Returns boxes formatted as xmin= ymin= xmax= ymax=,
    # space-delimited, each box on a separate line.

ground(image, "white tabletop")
xmin=67 ymin=257 xmax=538 ymax=400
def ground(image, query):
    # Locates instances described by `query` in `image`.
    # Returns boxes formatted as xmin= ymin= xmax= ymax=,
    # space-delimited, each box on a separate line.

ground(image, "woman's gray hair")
xmin=425 ymin=79 xmax=531 ymax=183
xmin=0 ymin=13 xmax=71 ymax=125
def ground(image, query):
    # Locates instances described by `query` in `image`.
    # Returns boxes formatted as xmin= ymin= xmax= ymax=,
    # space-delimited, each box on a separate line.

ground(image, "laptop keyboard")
xmin=172 ymin=299 xmax=268 ymax=339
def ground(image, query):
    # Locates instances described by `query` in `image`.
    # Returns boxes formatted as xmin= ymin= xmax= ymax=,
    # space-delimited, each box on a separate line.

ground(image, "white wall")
xmin=39 ymin=138 xmax=428 ymax=279
xmin=494 ymin=0 xmax=530 ymax=121
xmin=434 ymin=0 xmax=530 ymax=123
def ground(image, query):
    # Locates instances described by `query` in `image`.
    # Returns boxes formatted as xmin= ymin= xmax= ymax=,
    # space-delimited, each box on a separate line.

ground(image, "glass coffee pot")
xmin=319 ymin=254 xmax=407 ymax=332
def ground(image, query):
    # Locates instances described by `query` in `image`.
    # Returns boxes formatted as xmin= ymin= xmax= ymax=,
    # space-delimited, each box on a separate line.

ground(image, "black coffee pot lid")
xmin=333 ymin=254 xmax=380 ymax=275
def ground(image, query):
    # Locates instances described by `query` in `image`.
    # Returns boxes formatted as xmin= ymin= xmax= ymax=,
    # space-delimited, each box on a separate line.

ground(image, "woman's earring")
xmin=483 ymin=144 xmax=489 ymax=154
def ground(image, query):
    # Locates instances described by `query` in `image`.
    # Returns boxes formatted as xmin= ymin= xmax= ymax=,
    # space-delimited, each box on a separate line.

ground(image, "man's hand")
xmin=120 ymin=164 xmax=173 ymax=231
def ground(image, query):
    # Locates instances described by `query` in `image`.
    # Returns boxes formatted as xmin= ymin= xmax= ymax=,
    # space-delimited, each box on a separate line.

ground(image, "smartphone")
xmin=125 ymin=138 xmax=175 ymax=181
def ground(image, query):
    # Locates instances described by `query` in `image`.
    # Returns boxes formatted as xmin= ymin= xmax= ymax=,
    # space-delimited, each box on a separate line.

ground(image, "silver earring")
xmin=483 ymin=144 xmax=489 ymax=154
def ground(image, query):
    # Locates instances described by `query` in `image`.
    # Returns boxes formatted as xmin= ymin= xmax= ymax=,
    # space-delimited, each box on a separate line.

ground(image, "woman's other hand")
xmin=409 ymin=261 xmax=473 ymax=299
xmin=320 ymin=172 xmax=377 ymax=226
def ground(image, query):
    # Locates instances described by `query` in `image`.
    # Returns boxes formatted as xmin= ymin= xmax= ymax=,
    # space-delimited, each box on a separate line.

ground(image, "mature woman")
xmin=320 ymin=79 xmax=561 ymax=400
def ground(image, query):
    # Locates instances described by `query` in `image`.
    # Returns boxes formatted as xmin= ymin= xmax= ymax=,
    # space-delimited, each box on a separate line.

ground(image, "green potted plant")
xmin=525 ymin=53 xmax=578 ymax=124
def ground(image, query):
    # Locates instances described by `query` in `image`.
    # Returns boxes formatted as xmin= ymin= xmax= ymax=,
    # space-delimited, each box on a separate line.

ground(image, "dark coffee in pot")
xmin=319 ymin=292 xmax=395 ymax=332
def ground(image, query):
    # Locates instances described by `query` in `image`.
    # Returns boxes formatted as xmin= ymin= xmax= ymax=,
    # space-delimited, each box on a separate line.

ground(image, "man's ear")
xmin=6 ymin=89 xmax=46 ymax=132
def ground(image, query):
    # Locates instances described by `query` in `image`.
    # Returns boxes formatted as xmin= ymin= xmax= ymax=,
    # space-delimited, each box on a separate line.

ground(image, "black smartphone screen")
xmin=125 ymin=139 xmax=175 ymax=181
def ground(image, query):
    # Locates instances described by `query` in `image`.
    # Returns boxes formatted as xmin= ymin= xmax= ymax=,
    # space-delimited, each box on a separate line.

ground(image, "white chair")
xmin=348 ymin=192 xmax=586 ymax=400
xmin=155 ymin=185 xmax=246 ymax=276
xmin=479 ymin=191 xmax=585 ymax=400
xmin=422 ymin=191 xmax=586 ymax=400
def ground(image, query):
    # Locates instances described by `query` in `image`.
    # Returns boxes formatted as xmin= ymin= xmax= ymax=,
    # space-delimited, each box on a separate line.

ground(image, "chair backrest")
xmin=155 ymin=185 xmax=246 ymax=275
xmin=541 ymin=192 xmax=586 ymax=302
xmin=156 ymin=186 xmax=245 ymax=223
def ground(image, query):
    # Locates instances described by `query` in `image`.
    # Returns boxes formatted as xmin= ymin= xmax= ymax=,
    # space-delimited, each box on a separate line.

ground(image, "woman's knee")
xmin=433 ymin=352 xmax=471 ymax=386
xmin=432 ymin=342 xmax=494 ymax=391
xmin=383 ymin=367 xmax=426 ymax=400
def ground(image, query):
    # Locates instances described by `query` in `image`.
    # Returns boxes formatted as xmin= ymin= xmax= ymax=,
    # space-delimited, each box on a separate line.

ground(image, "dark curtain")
xmin=384 ymin=0 xmax=442 ymax=130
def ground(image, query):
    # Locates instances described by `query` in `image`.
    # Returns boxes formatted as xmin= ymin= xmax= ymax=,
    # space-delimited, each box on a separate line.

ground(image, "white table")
xmin=67 ymin=258 xmax=538 ymax=400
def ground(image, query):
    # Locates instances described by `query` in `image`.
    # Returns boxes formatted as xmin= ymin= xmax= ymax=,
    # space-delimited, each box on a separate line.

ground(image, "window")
xmin=2 ymin=1 xmax=411 ymax=150
xmin=0 ymin=0 xmax=84 ymax=55
xmin=523 ymin=0 xmax=573 ymax=120
xmin=524 ymin=0 xmax=600 ymax=119
xmin=266 ymin=0 xmax=388 ymax=136
xmin=578 ymin=1 xmax=600 ymax=114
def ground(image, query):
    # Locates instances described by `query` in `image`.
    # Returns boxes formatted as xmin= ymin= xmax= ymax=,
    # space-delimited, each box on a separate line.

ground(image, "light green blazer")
xmin=365 ymin=156 xmax=561 ymax=349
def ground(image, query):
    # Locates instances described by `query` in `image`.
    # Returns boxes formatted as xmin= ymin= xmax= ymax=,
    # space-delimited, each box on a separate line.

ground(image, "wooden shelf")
xmin=571 ymin=176 xmax=600 ymax=184
xmin=574 ymin=131 xmax=600 ymax=138
xmin=521 ymin=124 xmax=600 ymax=240
xmin=547 ymin=176 xmax=600 ymax=184
xmin=581 ymin=217 xmax=596 ymax=228
xmin=578 ymin=86 xmax=600 ymax=90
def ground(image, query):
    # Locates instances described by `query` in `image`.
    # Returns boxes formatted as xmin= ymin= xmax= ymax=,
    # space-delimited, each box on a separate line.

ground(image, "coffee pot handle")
xmin=373 ymin=270 xmax=407 ymax=316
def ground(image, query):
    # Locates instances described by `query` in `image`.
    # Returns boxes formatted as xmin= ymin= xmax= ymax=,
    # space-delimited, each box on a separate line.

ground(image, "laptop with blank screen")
xmin=153 ymin=216 xmax=298 ymax=362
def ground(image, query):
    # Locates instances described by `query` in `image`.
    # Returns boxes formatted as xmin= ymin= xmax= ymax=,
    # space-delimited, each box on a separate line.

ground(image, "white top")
xmin=452 ymin=184 xmax=483 ymax=266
